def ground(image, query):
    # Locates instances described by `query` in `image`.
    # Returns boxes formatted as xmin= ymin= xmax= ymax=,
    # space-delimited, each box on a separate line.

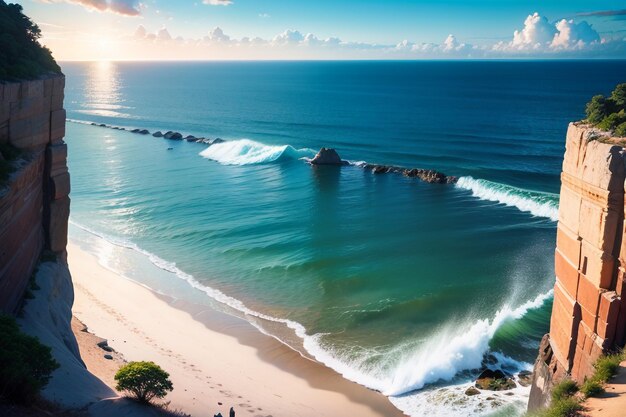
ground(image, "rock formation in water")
xmin=310 ymin=147 xmax=345 ymax=165
xmin=528 ymin=122 xmax=626 ymax=411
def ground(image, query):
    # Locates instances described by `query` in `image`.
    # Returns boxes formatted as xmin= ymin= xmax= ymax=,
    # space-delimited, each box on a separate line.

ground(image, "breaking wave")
xmin=456 ymin=176 xmax=559 ymax=221
xmin=199 ymin=139 xmax=316 ymax=165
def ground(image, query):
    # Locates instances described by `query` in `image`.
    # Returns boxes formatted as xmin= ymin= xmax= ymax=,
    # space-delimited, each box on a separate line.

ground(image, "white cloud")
xmin=495 ymin=12 xmax=602 ymax=52
xmin=202 ymin=0 xmax=233 ymax=6
xmin=551 ymin=19 xmax=600 ymax=49
xmin=157 ymin=28 xmax=172 ymax=41
xmin=134 ymin=24 xmax=147 ymax=39
xmin=205 ymin=27 xmax=231 ymax=43
xmin=272 ymin=29 xmax=304 ymax=45
xmin=259 ymin=13 xmax=270 ymax=19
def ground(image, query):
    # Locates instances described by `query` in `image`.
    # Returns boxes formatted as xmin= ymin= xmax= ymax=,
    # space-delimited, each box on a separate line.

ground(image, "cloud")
xmin=576 ymin=9 xmax=626 ymax=17
xmin=202 ymin=0 xmax=233 ymax=6
xmin=157 ymin=28 xmax=172 ymax=41
xmin=494 ymin=12 xmax=604 ymax=52
xmin=205 ymin=27 xmax=231 ymax=42
xmin=259 ymin=13 xmax=270 ymax=19
xmin=551 ymin=19 xmax=600 ymax=49
xmin=42 ymin=0 xmax=141 ymax=16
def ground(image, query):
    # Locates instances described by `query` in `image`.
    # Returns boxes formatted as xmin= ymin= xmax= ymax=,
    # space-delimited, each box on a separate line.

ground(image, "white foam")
xmin=456 ymin=176 xmax=559 ymax=221
xmin=199 ymin=138 xmax=315 ymax=165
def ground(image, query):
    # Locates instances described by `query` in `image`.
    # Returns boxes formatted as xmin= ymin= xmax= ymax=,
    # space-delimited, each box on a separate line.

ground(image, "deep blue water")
xmin=62 ymin=60 xmax=626 ymax=416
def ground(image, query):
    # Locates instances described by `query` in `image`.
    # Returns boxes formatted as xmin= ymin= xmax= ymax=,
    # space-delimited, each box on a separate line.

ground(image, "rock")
xmin=164 ymin=131 xmax=183 ymax=140
xmin=185 ymin=135 xmax=196 ymax=140
xmin=475 ymin=369 xmax=517 ymax=391
xmin=131 ymin=128 xmax=141 ymax=133
xmin=99 ymin=123 xmax=106 ymax=127
xmin=465 ymin=386 xmax=480 ymax=396
xmin=104 ymin=354 xmax=113 ymax=360
xmin=152 ymin=131 xmax=163 ymax=137
xmin=310 ymin=147 xmax=344 ymax=165
xmin=167 ymin=147 xmax=173 ymax=150
xmin=96 ymin=340 xmax=114 ymax=352
xmin=212 ymin=138 xmax=224 ymax=144
xmin=90 ymin=122 xmax=97 ymax=126
xmin=518 ymin=370 xmax=533 ymax=387
xmin=138 ymin=129 xmax=150 ymax=135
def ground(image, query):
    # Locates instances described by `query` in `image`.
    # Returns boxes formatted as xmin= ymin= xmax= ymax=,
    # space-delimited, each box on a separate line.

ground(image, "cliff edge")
xmin=528 ymin=122 xmax=626 ymax=411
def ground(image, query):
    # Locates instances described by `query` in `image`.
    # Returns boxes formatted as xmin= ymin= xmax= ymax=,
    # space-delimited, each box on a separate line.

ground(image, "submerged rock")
xmin=465 ymin=386 xmax=480 ymax=396
xmin=475 ymin=369 xmax=517 ymax=391
xmin=152 ymin=131 xmax=163 ymax=137
xmin=310 ymin=147 xmax=345 ymax=165
xmin=138 ymin=129 xmax=150 ymax=135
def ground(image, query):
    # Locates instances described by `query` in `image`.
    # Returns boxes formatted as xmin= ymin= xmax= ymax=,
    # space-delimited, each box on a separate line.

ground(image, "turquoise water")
xmin=63 ymin=60 xmax=626 ymax=416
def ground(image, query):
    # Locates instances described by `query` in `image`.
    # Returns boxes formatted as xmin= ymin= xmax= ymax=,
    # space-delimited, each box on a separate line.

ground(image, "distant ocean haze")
xmin=63 ymin=60 xmax=626 ymax=417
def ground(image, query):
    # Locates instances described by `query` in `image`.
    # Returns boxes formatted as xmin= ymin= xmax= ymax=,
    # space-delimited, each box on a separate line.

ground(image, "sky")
xmin=16 ymin=0 xmax=626 ymax=60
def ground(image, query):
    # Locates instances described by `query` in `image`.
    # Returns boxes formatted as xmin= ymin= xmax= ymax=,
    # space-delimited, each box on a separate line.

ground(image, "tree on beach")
xmin=114 ymin=361 xmax=174 ymax=404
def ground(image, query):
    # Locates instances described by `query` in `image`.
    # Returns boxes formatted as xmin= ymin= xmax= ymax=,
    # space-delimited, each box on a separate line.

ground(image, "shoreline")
xmin=68 ymin=241 xmax=405 ymax=417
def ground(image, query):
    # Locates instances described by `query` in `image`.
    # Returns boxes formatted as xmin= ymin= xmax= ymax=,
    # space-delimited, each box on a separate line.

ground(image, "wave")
xmin=456 ymin=176 xmax=559 ymax=221
xmin=199 ymin=139 xmax=316 ymax=165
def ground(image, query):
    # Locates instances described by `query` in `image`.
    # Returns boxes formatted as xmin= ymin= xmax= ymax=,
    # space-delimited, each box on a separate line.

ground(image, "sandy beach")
xmin=68 ymin=242 xmax=403 ymax=417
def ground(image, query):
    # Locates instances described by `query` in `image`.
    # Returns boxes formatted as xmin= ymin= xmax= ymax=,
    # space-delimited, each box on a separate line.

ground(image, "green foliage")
xmin=592 ymin=352 xmax=622 ymax=383
xmin=542 ymin=398 xmax=583 ymax=417
xmin=597 ymin=111 xmax=626 ymax=131
xmin=0 ymin=1 xmax=61 ymax=80
xmin=0 ymin=315 xmax=59 ymax=404
xmin=611 ymin=83 xmax=626 ymax=108
xmin=551 ymin=379 xmax=578 ymax=402
xmin=115 ymin=361 xmax=173 ymax=404
xmin=580 ymin=379 xmax=603 ymax=397
xmin=616 ymin=122 xmax=626 ymax=137
xmin=585 ymin=84 xmax=626 ymax=132
xmin=586 ymin=95 xmax=610 ymax=124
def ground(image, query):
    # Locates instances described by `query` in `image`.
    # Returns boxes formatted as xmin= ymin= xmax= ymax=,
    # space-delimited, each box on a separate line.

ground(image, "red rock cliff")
xmin=528 ymin=123 xmax=626 ymax=410
xmin=0 ymin=75 xmax=69 ymax=313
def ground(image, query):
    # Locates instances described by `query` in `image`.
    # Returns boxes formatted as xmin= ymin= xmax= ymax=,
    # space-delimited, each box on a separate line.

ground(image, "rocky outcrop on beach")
xmin=310 ymin=147 xmax=346 ymax=165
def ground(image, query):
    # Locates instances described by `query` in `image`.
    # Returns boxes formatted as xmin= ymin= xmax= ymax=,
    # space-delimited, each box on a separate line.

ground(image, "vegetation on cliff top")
xmin=0 ymin=1 xmax=61 ymax=81
xmin=585 ymin=83 xmax=626 ymax=137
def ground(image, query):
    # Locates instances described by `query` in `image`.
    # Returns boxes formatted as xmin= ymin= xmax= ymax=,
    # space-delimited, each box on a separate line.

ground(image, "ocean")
xmin=62 ymin=60 xmax=626 ymax=416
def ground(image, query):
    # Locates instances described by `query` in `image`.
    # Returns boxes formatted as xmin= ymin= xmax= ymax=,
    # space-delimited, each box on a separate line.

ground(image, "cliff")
xmin=528 ymin=123 xmax=626 ymax=410
xmin=0 ymin=76 xmax=69 ymax=313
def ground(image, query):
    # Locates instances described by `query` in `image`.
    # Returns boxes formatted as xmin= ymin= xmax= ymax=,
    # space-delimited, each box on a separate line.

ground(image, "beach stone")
xmin=518 ymin=370 xmax=533 ymax=387
xmin=310 ymin=147 xmax=344 ymax=165
xmin=138 ymin=129 xmax=150 ymax=135
xmin=164 ymin=131 xmax=183 ymax=140
xmin=475 ymin=369 xmax=517 ymax=391
xmin=465 ymin=386 xmax=480 ymax=396
xmin=131 ymin=128 xmax=140 ymax=133
xmin=152 ymin=131 xmax=163 ymax=137
xmin=104 ymin=354 xmax=113 ymax=360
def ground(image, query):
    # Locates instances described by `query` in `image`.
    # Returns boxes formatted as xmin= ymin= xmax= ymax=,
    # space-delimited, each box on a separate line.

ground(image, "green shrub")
xmin=611 ymin=83 xmax=626 ymax=108
xmin=114 ymin=361 xmax=173 ymax=404
xmin=0 ymin=315 xmax=59 ymax=404
xmin=597 ymin=111 xmax=626 ymax=132
xmin=593 ymin=353 xmax=622 ymax=382
xmin=543 ymin=397 xmax=583 ymax=417
xmin=586 ymin=95 xmax=610 ymax=124
xmin=551 ymin=379 xmax=578 ymax=402
xmin=0 ymin=1 xmax=61 ymax=80
xmin=580 ymin=379 xmax=604 ymax=397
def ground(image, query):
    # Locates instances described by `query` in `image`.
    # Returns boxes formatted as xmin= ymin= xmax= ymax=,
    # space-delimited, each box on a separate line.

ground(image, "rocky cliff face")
xmin=528 ymin=123 xmax=626 ymax=410
xmin=0 ymin=75 xmax=69 ymax=313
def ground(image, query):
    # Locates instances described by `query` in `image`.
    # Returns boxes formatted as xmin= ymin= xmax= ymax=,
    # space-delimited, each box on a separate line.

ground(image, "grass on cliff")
xmin=585 ymin=83 xmax=626 ymax=137
xmin=529 ymin=351 xmax=626 ymax=417
xmin=0 ymin=1 xmax=61 ymax=81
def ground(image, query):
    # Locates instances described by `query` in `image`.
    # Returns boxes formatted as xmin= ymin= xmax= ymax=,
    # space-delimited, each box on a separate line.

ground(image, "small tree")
xmin=611 ymin=83 xmax=626 ymax=109
xmin=585 ymin=95 xmax=610 ymax=124
xmin=114 ymin=361 xmax=173 ymax=404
